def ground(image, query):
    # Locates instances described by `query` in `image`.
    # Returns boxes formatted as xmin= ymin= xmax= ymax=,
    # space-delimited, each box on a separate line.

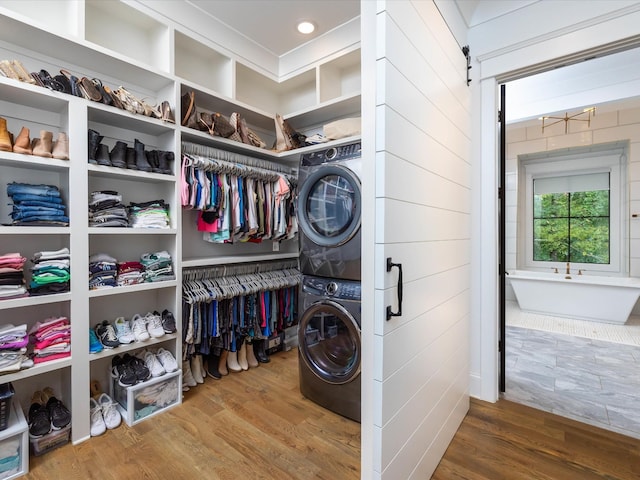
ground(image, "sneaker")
xmin=89 ymin=397 xmax=106 ymax=436
xmin=97 ymin=393 xmax=121 ymax=430
xmin=156 ymin=348 xmax=178 ymax=373
xmin=131 ymin=314 xmax=150 ymax=342
xmin=145 ymin=312 xmax=165 ymax=338
xmin=111 ymin=355 xmax=137 ymax=387
xmin=28 ymin=391 xmax=51 ymax=438
xmin=89 ymin=328 xmax=103 ymax=354
xmin=141 ymin=350 xmax=165 ymax=377
xmin=114 ymin=317 xmax=135 ymax=344
xmin=43 ymin=387 xmax=71 ymax=430
xmin=95 ymin=320 xmax=120 ymax=349
xmin=123 ymin=353 xmax=151 ymax=383
xmin=161 ymin=309 xmax=177 ymax=333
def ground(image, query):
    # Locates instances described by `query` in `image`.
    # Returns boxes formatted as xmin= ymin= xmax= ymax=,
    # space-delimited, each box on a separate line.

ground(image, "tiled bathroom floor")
xmin=504 ymin=302 xmax=640 ymax=440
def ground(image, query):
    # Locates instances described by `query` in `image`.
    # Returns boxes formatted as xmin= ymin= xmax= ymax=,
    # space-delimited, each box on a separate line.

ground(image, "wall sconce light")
xmin=541 ymin=107 xmax=596 ymax=134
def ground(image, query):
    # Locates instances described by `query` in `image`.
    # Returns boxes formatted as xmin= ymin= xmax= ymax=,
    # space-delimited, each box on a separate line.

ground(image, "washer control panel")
xmin=301 ymin=142 xmax=361 ymax=167
xmin=303 ymin=276 xmax=361 ymax=301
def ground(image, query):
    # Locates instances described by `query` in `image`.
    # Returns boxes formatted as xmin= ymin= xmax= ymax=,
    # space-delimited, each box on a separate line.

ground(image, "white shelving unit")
xmin=0 ymin=0 xmax=361 ymax=455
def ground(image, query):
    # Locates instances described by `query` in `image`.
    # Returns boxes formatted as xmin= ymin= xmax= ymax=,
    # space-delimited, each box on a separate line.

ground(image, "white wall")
xmin=468 ymin=0 xmax=640 ymax=401
xmin=368 ymin=1 xmax=471 ymax=478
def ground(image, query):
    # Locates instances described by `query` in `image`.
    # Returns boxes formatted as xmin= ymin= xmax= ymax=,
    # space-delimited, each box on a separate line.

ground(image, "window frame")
xmin=522 ymin=150 xmax=625 ymax=274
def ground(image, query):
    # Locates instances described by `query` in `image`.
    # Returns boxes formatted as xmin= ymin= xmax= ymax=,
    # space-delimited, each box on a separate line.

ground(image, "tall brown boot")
xmin=12 ymin=126 xmax=31 ymax=154
xmin=0 ymin=117 xmax=12 ymax=152
xmin=32 ymin=130 xmax=53 ymax=158
xmin=218 ymin=349 xmax=229 ymax=376
xmin=51 ymin=132 xmax=69 ymax=160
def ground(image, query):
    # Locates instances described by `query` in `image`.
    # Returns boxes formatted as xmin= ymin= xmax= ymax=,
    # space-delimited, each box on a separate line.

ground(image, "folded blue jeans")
xmin=9 ymin=193 xmax=63 ymax=204
xmin=7 ymin=182 xmax=61 ymax=198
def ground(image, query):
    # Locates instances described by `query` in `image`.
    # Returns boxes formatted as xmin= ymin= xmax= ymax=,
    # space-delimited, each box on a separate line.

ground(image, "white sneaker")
xmin=114 ymin=317 xmax=135 ymax=344
xmin=145 ymin=312 xmax=165 ymax=338
xmin=131 ymin=314 xmax=150 ymax=342
xmin=90 ymin=397 xmax=106 ymax=436
xmin=156 ymin=348 xmax=178 ymax=373
xmin=142 ymin=350 xmax=165 ymax=377
xmin=97 ymin=393 xmax=121 ymax=429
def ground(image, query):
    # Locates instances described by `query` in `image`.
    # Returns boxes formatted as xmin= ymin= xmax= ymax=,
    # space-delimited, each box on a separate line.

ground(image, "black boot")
xmin=109 ymin=141 xmax=127 ymax=168
xmin=147 ymin=150 xmax=162 ymax=174
xmin=134 ymin=139 xmax=151 ymax=172
xmin=96 ymin=143 xmax=111 ymax=166
xmin=88 ymin=129 xmax=103 ymax=164
xmin=254 ymin=338 xmax=270 ymax=364
xmin=125 ymin=147 xmax=136 ymax=169
xmin=206 ymin=353 xmax=221 ymax=380
xmin=158 ymin=151 xmax=174 ymax=175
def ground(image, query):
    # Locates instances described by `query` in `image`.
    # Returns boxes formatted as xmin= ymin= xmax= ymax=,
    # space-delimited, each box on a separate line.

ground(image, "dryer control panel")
xmin=303 ymin=275 xmax=361 ymax=301
xmin=301 ymin=142 xmax=361 ymax=166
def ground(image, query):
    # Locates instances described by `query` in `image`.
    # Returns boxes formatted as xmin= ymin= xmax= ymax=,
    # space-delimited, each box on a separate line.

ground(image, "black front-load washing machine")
xmin=298 ymin=274 xmax=361 ymax=422
xmin=297 ymin=142 xmax=361 ymax=281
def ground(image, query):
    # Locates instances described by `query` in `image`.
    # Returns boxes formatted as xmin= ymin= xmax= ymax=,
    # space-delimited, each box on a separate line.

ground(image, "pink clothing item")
xmin=33 ymin=351 xmax=71 ymax=364
xmin=197 ymin=211 xmax=219 ymax=232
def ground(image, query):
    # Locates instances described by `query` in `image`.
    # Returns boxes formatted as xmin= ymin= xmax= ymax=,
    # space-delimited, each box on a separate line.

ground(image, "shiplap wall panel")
xmin=373 ymin=1 xmax=471 ymax=477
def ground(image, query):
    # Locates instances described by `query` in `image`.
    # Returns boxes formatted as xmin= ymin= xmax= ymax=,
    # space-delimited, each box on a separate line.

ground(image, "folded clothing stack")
xmin=128 ymin=199 xmax=170 ymax=229
xmin=29 ymin=316 xmax=71 ymax=364
xmin=30 ymin=247 xmax=70 ymax=296
xmin=89 ymin=190 xmax=128 ymax=227
xmin=141 ymin=250 xmax=175 ymax=283
xmin=0 ymin=436 xmax=20 ymax=477
xmin=0 ymin=252 xmax=27 ymax=300
xmin=89 ymin=253 xmax=117 ymax=290
xmin=6 ymin=181 xmax=68 ymax=226
xmin=116 ymin=261 xmax=144 ymax=287
xmin=0 ymin=323 xmax=32 ymax=373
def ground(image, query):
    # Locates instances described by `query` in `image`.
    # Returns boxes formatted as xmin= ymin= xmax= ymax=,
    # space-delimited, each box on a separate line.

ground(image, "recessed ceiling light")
xmin=297 ymin=20 xmax=315 ymax=35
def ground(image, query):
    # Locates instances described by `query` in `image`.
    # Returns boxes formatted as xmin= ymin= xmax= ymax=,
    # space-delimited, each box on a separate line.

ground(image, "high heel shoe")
xmin=160 ymin=100 xmax=175 ymax=123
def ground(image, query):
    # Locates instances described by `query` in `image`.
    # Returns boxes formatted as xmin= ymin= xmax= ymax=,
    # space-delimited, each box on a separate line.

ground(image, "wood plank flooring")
xmin=22 ymin=349 xmax=640 ymax=479
xmin=23 ymin=349 xmax=360 ymax=480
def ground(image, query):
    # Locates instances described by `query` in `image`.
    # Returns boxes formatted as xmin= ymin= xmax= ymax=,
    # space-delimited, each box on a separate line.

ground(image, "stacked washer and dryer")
xmin=296 ymin=142 xmax=362 ymax=422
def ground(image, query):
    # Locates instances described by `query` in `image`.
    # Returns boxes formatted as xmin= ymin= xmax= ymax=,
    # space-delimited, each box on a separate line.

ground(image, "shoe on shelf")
xmin=42 ymin=387 xmax=71 ymax=430
xmin=145 ymin=312 xmax=165 ymax=338
xmin=111 ymin=355 xmax=137 ymax=387
xmin=156 ymin=348 xmax=178 ymax=373
xmin=51 ymin=132 xmax=69 ymax=160
xmin=161 ymin=309 xmax=177 ymax=333
xmin=141 ymin=350 xmax=165 ymax=377
xmin=123 ymin=353 xmax=151 ymax=383
xmin=97 ymin=393 xmax=121 ymax=430
xmin=31 ymin=130 xmax=53 ymax=158
xmin=114 ymin=317 xmax=135 ymax=344
xmin=12 ymin=126 xmax=32 ymax=155
xmin=90 ymin=379 xmax=102 ymax=399
xmin=89 ymin=328 xmax=103 ymax=354
xmin=131 ymin=314 xmax=150 ymax=342
xmin=95 ymin=320 xmax=120 ymax=349
xmin=28 ymin=390 xmax=51 ymax=438
xmin=0 ymin=117 xmax=13 ymax=152
xmin=89 ymin=397 xmax=106 ymax=437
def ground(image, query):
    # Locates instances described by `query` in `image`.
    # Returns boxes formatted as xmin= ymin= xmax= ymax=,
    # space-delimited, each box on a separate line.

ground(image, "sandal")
xmin=78 ymin=76 xmax=103 ymax=102
xmin=161 ymin=100 xmax=175 ymax=123
xmin=103 ymin=85 xmax=124 ymax=110
xmin=114 ymin=86 xmax=145 ymax=115
xmin=60 ymin=69 xmax=83 ymax=97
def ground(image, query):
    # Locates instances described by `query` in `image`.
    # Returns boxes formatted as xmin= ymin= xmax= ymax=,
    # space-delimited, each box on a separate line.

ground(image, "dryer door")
xmin=297 ymin=164 xmax=361 ymax=248
xmin=298 ymin=300 xmax=361 ymax=385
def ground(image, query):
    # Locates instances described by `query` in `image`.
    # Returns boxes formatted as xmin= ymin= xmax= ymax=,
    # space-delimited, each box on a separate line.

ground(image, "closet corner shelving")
xmin=0 ymin=0 xmax=361 ymax=454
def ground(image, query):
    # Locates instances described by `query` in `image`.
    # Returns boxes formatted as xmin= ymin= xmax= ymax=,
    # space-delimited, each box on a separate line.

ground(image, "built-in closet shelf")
xmin=0 ymin=357 xmax=72 ymax=385
xmin=89 ymin=333 xmax=179 ymax=362
xmin=0 ymin=77 xmax=69 ymax=112
xmin=87 ymin=228 xmax=177 ymax=235
xmin=88 ymin=105 xmax=176 ymax=136
xmin=0 ymin=153 xmax=70 ymax=171
xmin=87 ymin=164 xmax=176 ymax=183
xmin=88 ymin=280 xmax=178 ymax=298
xmin=182 ymin=252 xmax=299 ymax=269
xmin=0 ymin=227 xmax=70 ymax=235
xmin=0 ymin=9 xmax=173 ymax=93
xmin=274 ymin=135 xmax=362 ymax=161
xmin=180 ymin=127 xmax=282 ymax=162
xmin=285 ymin=94 xmax=361 ymax=130
xmin=0 ymin=293 xmax=71 ymax=311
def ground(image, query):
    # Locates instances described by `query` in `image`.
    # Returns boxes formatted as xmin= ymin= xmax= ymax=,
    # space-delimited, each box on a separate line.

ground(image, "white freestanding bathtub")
xmin=508 ymin=270 xmax=640 ymax=325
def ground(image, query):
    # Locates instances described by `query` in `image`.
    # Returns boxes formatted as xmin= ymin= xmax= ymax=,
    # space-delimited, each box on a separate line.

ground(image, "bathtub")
xmin=508 ymin=270 xmax=640 ymax=325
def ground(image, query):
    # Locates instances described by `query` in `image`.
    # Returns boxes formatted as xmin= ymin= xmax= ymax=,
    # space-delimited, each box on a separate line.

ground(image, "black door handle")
xmin=386 ymin=257 xmax=403 ymax=321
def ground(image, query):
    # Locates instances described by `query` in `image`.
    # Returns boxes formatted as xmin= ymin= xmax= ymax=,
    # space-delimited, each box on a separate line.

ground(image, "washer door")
xmin=298 ymin=300 xmax=361 ymax=385
xmin=297 ymin=164 xmax=361 ymax=248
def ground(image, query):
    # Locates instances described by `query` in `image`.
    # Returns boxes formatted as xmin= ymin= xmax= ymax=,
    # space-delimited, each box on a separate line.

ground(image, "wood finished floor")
xmin=24 ymin=349 xmax=361 ymax=480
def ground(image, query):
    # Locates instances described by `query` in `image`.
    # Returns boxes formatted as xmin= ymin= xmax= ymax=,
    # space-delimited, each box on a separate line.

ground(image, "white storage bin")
xmin=0 ymin=404 xmax=28 ymax=479
xmin=110 ymin=371 xmax=181 ymax=427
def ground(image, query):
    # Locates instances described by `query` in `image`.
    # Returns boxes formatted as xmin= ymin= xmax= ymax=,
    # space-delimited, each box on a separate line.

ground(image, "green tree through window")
xmin=533 ymin=188 xmax=610 ymax=264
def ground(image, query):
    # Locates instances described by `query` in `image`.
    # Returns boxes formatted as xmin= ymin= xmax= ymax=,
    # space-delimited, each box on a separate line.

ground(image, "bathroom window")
xmin=521 ymin=146 xmax=626 ymax=274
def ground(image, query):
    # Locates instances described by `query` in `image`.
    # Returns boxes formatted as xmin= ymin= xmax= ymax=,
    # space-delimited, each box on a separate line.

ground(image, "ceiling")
xmin=187 ymin=0 xmax=360 ymax=56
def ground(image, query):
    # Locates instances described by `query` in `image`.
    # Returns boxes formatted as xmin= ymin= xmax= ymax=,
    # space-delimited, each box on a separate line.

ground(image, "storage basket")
xmin=0 ymin=384 xmax=15 ymax=432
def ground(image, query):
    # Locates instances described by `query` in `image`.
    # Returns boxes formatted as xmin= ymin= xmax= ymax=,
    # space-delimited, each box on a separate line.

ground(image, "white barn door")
xmin=361 ymin=1 xmax=472 ymax=478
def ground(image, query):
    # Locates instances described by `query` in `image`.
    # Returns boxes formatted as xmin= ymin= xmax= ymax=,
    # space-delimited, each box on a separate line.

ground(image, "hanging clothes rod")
xmin=181 ymin=141 xmax=292 ymax=174
xmin=182 ymin=258 xmax=299 ymax=281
